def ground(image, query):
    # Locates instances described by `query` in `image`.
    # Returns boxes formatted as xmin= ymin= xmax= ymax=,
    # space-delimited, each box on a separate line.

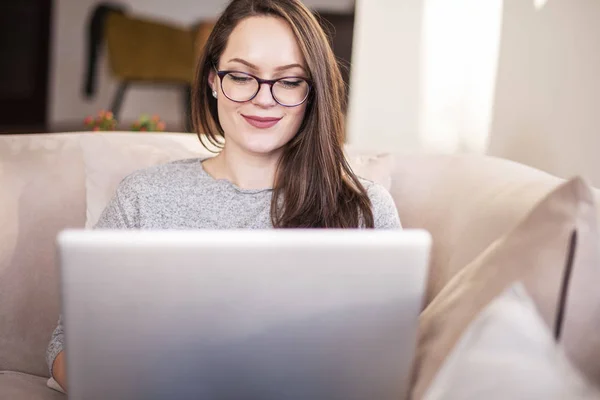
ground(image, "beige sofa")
xmin=0 ymin=132 xmax=595 ymax=399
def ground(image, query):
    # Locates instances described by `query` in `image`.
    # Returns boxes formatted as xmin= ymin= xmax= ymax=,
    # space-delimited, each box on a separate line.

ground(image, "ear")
xmin=208 ymin=69 xmax=217 ymax=92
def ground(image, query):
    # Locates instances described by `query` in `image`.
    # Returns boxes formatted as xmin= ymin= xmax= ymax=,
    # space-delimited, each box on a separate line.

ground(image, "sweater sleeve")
xmin=46 ymin=315 xmax=64 ymax=378
xmin=365 ymin=181 xmax=402 ymax=229
xmin=94 ymin=175 xmax=140 ymax=229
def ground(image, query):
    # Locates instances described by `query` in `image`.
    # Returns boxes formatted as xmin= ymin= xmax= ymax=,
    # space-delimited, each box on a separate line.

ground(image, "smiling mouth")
xmin=241 ymin=114 xmax=282 ymax=129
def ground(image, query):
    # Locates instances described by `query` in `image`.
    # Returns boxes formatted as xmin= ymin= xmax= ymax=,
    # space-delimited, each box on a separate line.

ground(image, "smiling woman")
xmin=193 ymin=0 xmax=390 ymax=228
xmin=46 ymin=0 xmax=402 ymax=391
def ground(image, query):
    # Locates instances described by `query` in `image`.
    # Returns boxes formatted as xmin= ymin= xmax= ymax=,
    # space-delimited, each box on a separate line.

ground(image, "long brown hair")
xmin=192 ymin=0 xmax=374 ymax=228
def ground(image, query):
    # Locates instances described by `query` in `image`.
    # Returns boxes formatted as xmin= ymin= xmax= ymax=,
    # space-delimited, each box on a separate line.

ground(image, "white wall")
xmin=488 ymin=0 xmax=600 ymax=186
xmin=346 ymin=0 xmax=423 ymax=153
xmin=417 ymin=0 xmax=502 ymax=154
xmin=49 ymin=0 xmax=353 ymax=130
xmin=347 ymin=0 xmax=502 ymax=155
xmin=344 ymin=0 xmax=600 ymax=185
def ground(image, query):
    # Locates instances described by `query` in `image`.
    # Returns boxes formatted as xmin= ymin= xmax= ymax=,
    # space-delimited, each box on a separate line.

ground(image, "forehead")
xmin=221 ymin=16 xmax=306 ymax=70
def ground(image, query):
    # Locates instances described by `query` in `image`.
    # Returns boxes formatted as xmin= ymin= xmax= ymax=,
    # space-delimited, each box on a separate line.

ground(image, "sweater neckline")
xmin=197 ymin=158 xmax=273 ymax=195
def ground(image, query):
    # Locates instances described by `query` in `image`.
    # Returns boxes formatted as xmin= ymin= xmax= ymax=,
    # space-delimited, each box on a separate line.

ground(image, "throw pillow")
xmin=344 ymin=146 xmax=395 ymax=192
xmin=411 ymin=177 xmax=600 ymax=398
xmin=424 ymin=283 xmax=600 ymax=400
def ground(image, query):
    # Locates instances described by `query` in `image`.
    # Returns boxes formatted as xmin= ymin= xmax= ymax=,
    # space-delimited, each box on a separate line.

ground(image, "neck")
xmin=208 ymin=145 xmax=280 ymax=190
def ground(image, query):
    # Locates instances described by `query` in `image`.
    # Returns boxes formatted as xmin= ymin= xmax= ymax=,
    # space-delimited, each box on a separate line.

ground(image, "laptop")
xmin=57 ymin=229 xmax=431 ymax=400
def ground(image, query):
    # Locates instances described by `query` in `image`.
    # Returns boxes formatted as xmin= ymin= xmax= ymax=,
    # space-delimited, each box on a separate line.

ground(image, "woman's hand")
xmin=52 ymin=351 xmax=67 ymax=392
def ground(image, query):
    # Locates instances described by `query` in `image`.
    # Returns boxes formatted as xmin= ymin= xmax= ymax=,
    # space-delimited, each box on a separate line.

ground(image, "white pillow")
xmin=80 ymin=133 xmax=213 ymax=228
xmin=424 ymin=283 xmax=600 ymax=400
xmin=344 ymin=146 xmax=395 ymax=191
xmin=81 ymin=133 xmax=395 ymax=229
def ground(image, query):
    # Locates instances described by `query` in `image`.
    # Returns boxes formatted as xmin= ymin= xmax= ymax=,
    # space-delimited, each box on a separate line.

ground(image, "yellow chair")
xmin=84 ymin=3 xmax=214 ymax=129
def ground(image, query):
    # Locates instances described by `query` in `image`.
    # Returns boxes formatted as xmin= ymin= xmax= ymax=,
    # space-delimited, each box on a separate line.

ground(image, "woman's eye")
xmin=279 ymin=80 xmax=302 ymax=88
xmin=229 ymin=74 xmax=252 ymax=83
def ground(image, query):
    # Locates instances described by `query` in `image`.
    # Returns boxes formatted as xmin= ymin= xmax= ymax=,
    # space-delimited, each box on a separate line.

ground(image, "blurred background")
xmin=1 ymin=0 xmax=599 ymax=186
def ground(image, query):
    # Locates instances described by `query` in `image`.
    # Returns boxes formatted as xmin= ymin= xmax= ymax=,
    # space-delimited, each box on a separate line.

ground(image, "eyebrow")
xmin=227 ymin=58 xmax=306 ymax=73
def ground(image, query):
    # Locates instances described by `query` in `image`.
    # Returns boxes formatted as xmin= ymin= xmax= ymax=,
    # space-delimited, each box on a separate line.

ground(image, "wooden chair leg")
xmin=110 ymin=81 xmax=129 ymax=119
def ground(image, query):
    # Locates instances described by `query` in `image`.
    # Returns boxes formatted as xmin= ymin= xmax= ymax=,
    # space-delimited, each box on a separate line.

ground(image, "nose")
xmin=252 ymin=83 xmax=277 ymax=107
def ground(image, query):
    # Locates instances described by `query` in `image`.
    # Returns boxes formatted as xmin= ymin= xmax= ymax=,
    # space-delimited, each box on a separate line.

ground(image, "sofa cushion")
xmin=0 ymin=134 xmax=86 ymax=376
xmin=411 ymin=177 xmax=600 ymax=398
xmin=424 ymin=284 xmax=600 ymax=400
xmin=389 ymin=154 xmax=600 ymax=306
xmin=0 ymin=371 xmax=65 ymax=400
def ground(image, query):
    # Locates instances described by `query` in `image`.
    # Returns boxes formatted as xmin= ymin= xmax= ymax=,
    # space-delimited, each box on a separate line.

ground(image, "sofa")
xmin=1 ymin=132 xmax=598 ymax=399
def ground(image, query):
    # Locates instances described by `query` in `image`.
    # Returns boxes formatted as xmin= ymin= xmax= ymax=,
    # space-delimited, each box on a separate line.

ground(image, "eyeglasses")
xmin=215 ymin=69 xmax=312 ymax=107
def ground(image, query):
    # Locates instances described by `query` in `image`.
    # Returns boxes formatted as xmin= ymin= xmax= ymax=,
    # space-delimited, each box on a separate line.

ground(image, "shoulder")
xmin=359 ymin=178 xmax=402 ymax=229
xmin=94 ymin=158 xmax=206 ymax=229
xmin=118 ymin=157 xmax=205 ymax=194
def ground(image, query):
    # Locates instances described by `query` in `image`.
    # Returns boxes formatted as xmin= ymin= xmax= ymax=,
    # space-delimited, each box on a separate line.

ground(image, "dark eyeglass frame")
xmin=215 ymin=69 xmax=313 ymax=107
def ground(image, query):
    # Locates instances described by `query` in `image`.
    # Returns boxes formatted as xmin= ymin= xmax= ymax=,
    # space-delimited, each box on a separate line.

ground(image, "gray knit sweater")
xmin=46 ymin=158 xmax=402 ymax=376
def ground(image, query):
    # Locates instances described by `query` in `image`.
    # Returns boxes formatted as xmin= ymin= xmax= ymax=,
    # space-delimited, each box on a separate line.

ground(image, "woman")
xmin=47 ymin=0 xmax=401 ymax=390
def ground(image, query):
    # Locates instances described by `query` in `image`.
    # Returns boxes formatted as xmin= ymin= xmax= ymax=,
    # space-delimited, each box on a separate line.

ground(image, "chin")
xmin=240 ymin=140 xmax=284 ymax=156
xmin=238 ymin=131 xmax=290 ymax=156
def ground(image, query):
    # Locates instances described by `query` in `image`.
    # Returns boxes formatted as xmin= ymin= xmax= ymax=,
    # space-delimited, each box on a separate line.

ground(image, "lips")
xmin=242 ymin=114 xmax=282 ymax=129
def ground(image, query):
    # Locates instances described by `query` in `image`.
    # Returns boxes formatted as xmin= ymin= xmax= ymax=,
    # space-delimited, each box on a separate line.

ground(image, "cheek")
xmin=216 ymin=99 xmax=239 ymax=131
xmin=285 ymin=105 xmax=307 ymax=134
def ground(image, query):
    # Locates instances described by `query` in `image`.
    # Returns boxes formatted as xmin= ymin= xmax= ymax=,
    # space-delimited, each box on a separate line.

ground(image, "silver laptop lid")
xmin=58 ymin=229 xmax=430 ymax=400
